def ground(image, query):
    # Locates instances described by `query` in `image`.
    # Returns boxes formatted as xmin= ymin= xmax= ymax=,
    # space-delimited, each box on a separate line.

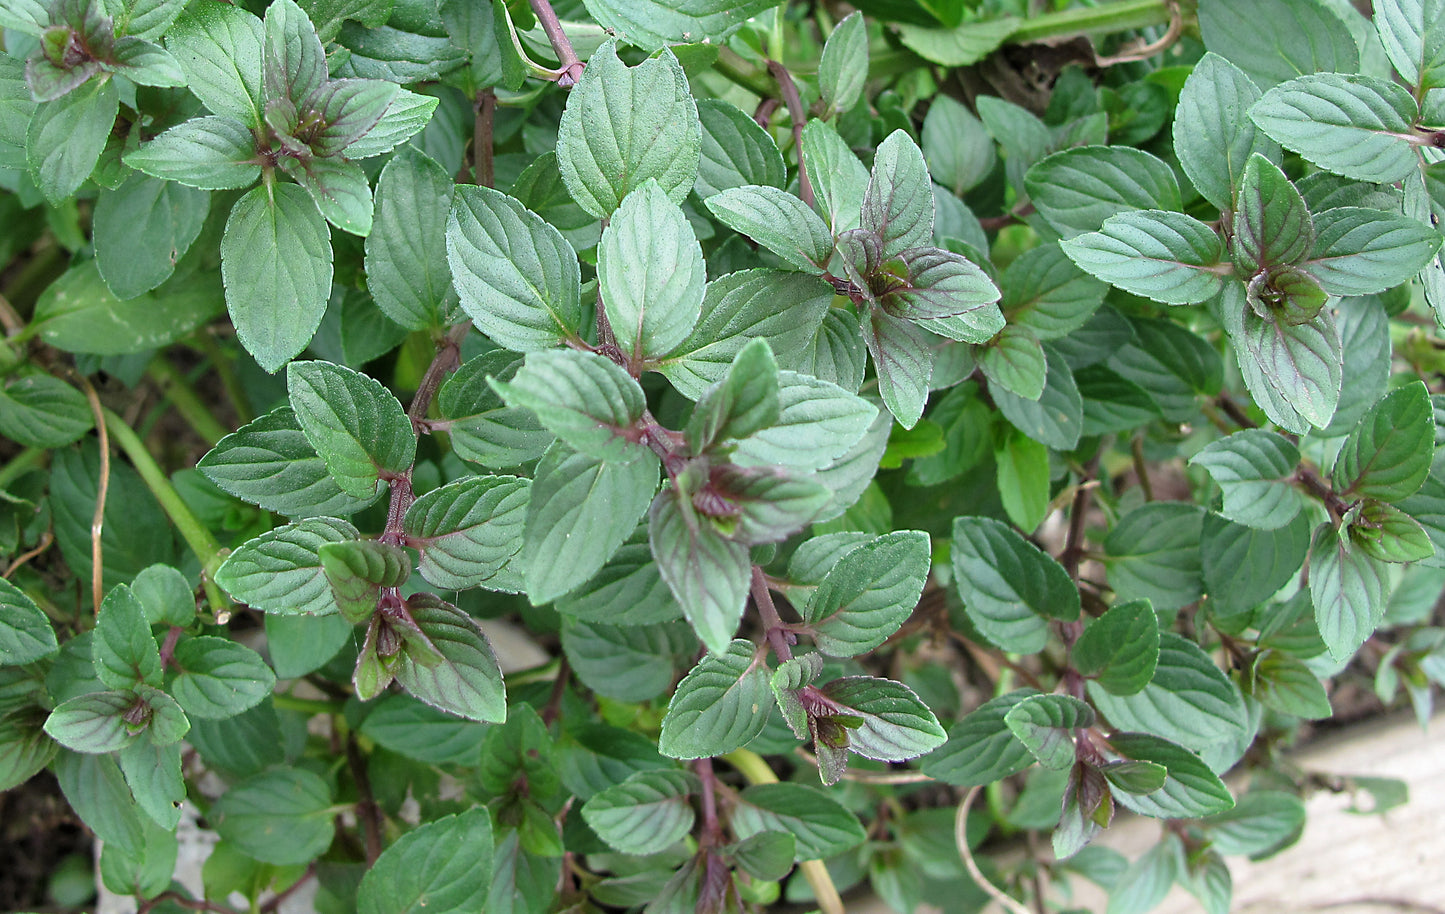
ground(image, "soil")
xmin=0 ymin=771 xmax=92 ymax=912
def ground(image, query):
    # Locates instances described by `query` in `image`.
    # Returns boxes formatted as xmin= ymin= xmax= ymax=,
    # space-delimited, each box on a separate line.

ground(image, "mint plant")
xmin=2 ymin=0 xmax=1444 ymax=912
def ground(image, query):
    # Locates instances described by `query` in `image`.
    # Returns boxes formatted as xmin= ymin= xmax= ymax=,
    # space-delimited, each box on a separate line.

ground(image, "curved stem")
xmin=147 ymin=357 xmax=230 ymax=446
xmin=956 ymin=786 xmax=1034 ymax=914
xmin=722 ymin=748 xmax=843 ymax=914
xmin=77 ymin=376 xmax=109 ymax=612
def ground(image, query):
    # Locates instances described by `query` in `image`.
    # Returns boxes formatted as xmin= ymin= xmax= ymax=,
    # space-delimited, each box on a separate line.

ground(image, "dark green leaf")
xmin=1251 ymin=74 xmax=1419 ymax=183
xmin=649 ymin=487 xmax=750 ymax=654
xmin=215 ymin=517 xmax=359 ymax=615
xmin=404 ymin=475 xmax=528 ymax=591
xmin=394 ymin=594 xmax=506 ymax=723
xmin=0 ymin=578 xmax=58 ymax=664
xmin=1026 ymin=146 xmax=1180 ymax=239
xmin=953 ymin=515 xmax=1080 ymax=653
xmin=686 ymin=338 xmax=780 ymax=454
xmin=169 ymin=636 xmax=274 ymax=719
xmin=1173 ymin=53 xmax=1278 ymax=212
xmin=817 ymin=675 xmax=946 ymax=762
xmin=319 ymin=539 xmax=410 ymax=622
xmin=1250 ymin=649 xmax=1332 ymax=719
xmin=33 ymin=262 xmax=225 ymax=357
xmin=580 ymin=0 xmax=778 ymax=49
xmin=1333 ymin=381 xmax=1433 ymax=501
xmin=446 ymin=184 xmax=583 ymax=351
xmin=1061 ymin=211 xmax=1226 ymax=305
xmin=658 ymin=640 xmax=768 ymax=759
xmin=922 ymin=94 xmax=995 ymax=196
xmin=705 ymin=184 xmax=833 ymax=274
xmin=582 ymin=769 xmax=697 ymax=856
xmin=1310 ymin=523 xmax=1390 ymax=662
xmin=1107 ymin=732 xmax=1234 ymax=819
xmin=1103 ymin=503 xmax=1205 ymax=612
xmin=601 ymin=180 xmax=706 ymax=360
xmin=1233 ymin=154 xmax=1312 ymax=270
xmin=358 ymin=808 xmax=493 ymax=914
xmin=818 ymin=10 xmax=866 ymax=115
xmin=730 ymin=782 xmax=866 ymax=860
xmin=863 ymin=306 xmax=935 ymax=430
xmin=556 ymin=40 xmax=699 ymax=217
xmin=287 ymin=359 xmax=414 ymax=499
xmin=493 ymin=349 xmax=647 ymax=463
xmin=1198 ymin=0 xmax=1358 ymax=89
xmin=92 ymin=173 xmax=211 ymax=299
xmin=1190 ymin=430 xmax=1304 ymax=530
xmin=93 ymin=585 xmax=161 ymax=691
xmin=1305 ymin=207 xmax=1443 ymax=296
xmin=0 ymin=372 xmax=90 ymax=449
xmin=45 ymin=691 xmax=140 ymax=754
xmin=1201 ymin=790 xmax=1306 ymax=856
xmin=221 ymin=183 xmax=333 ymax=372
xmin=525 ymin=445 xmax=657 ymax=604
xmin=922 ymin=689 xmax=1039 ymax=786
xmin=1073 ymin=600 xmax=1160 ymax=696
xmin=804 ymin=530 xmax=931 ymax=658
xmin=731 ymin=371 xmax=877 ymax=471
xmin=863 ymin=130 xmax=933 ymax=258
xmin=212 ymin=768 xmax=335 ymax=865
xmin=1202 ymin=512 xmax=1312 ymax=617
xmin=436 ymin=351 xmax=552 ymax=469
xmin=562 ymin=619 xmax=692 ymax=702
xmin=365 ymin=146 xmax=456 ymax=330
xmin=27 ymin=76 xmax=118 ymax=204
xmin=1004 ymin=694 xmax=1094 ymax=769
xmin=695 ymin=98 xmax=784 ymax=199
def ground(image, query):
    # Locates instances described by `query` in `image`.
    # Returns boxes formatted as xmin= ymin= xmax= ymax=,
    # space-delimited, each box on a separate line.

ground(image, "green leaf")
xmin=446 ymin=184 xmax=583 ymax=351
xmin=817 ymin=675 xmax=946 ymax=762
xmin=922 ymin=94 xmax=995 ymax=196
xmin=599 ymin=180 xmax=706 ymax=361
xmin=1201 ymin=790 xmax=1306 ymax=856
xmin=525 ymin=445 xmax=658 ymax=604
xmin=404 ymin=476 xmax=529 ymax=591
xmin=555 ymin=528 xmax=680 ymax=625
xmin=952 ymin=515 xmax=1079 ymax=653
xmin=922 ymin=689 xmax=1039 ymax=786
xmin=1250 ymin=649 xmax=1332 ymax=719
xmin=31 ymin=261 xmax=224 ymax=357
xmin=894 ymin=16 xmax=1018 ymax=67
xmin=116 ymin=737 xmax=184 ymax=830
xmin=556 ymin=40 xmax=699 ymax=218
xmin=221 ymin=183 xmax=333 ymax=372
xmin=582 ymin=769 xmax=697 ymax=856
xmin=887 ymin=248 xmax=1003 ymax=341
xmin=359 ymin=694 xmax=485 ymax=766
xmin=1333 ymin=381 xmax=1433 ymax=501
xmin=27 ymin=77 xmax=118 ymax=204
xmin=1239 ymin=307 xmax=1341 ymax=429
xmin=648 ymin=485 xmax=750 ymax=653
xmin=580 ymin=0 xmax=777 ymax=49
xmin=0 ymin=372 xmax=91 ymax=449
xmin=656 ymin=270 xmax=833 ymax=400
xmin=562 ymin=619 xmax=691 ymax=701
xmin=92 ymin=173 xmax=211 ymax=299
xmin=1107 ymin=732 xmax=1234 ymax=819
xmin=394 ymin=594 xmax=506 ymax=723
xmin=1025 ymin=146 xmax=1180 ymax=239
xmin=1001 ymin=242 xmax=1107 ymax=341
xmin=168 ymin=636 xmax=274 ymax=719
xmin=1061 ymin=211 xmax=1225 ymax=305
xmin=198 ymin=406 xmax=377 ymax=517
xmin=1190 ymin=430 xmax=1304 ymax=530
xmin=0 ymin=578 xmax=58 ymax=664
xmin=1202 ymin=512 xmax=1312 ymax=617
xmin=993 ymin=349 xmax=1082 ymax=451
xmin=93 ymin=585 xmax=161 ymax=691
xmin=215 ymin=517 xmax=359 ymax=615
xmin=1198 ymin=0 xmax=1359 ymax=90
xmin=1103 ymin=503 xmax=1205 ymax=612
xmin=1004 ymin=694 xmax=1094 ymax=769
xmin=492 ymin=349 xmax=647 ymax=463
xmin=286 ymin=155 xmax=372 ymax=236
xmin=994 ymin=427 xmax=1050 ymax=534
xmin=365 ymin=146 xmax=456 ymax=330
xmin=341 ymin=87 xmax=437 ymax=159
xmin=263 ymin=0 xmax=327 ymax=108
xmin=319 ymin=539 xmax=409 ymax=622
xmin=803 ymin=530 xmax=931 ymax=658
xmin=1107 ymin=316 xmax=1221 ymax=421
xmin=437 ymin=351 xmax=553 ymax=469
xmin=1310 ymin=523 xmax=1390 ymax=662
xmin=212 ymin=769 xmax=335 ymax=866
xmin=694 ymin=98 xmax=785 ymax=199
xmin=476 ymin=704 xmax=557 ymax=798
xmin=1233 ymin=154 xmax=1313 ymax=271
xmin=658 ymin=640 xmax=768 ymax=759
xmin=1304 ymin=207 xmax=1444 ymax=296
xmin=705 ymin=184 xmax=833 ymax=274
xmin=1351 ymin=500 xmax=1435 ymax=563
xmin=1250 ymin=74 xmax=1419 ymax=184
xmin=1173 ymin=53 xmax=1278 ymax=212
xmin=686 ymin=338 xmax=780 ymax=454
xmin=802 ymin=118 xmax=869 ymax=234
xmin=729 ymin=371 xmax=875 ymax=472
xmin=863 ymin=306 xmax=935 ymax=430
xmin=1377 ymin=0 xmax=1445 ymax=92
xmin=730 ymin=782 xmax=867 ymax=861
xmin=286 ymin=360 xmax=415 ymax=499
xmin=1088 ymin=633 xmax=1248 ymax=755
xmin=266 ymin=614 xmax=349 ymax=679
xmin=45 ymin=691 xmax=140 ymax=754
xmin=168 ymin=2 xmax=264 ymax=127
xmin=358 ymin=808 xmax=494 ymax=914
xmin=863 ymin=130 xmax=933 ymax=258
xmin=1073 ymin=600 xmax=1160 ymax=696
xmin=1099 ymin=759 xmax=1168 ymax=796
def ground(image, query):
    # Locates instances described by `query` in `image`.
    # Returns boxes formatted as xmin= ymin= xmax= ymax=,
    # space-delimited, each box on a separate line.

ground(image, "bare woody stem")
xmin=766 ymin=59 xmax=814 ymax=208
xmin=474 ymin=88 xmax=495 ymax=188
xmin=529 ymin=0 xmax=584 ymax=86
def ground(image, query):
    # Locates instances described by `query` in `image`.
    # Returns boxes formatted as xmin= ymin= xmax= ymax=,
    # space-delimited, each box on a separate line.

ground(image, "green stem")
xmin=0 ymin=447 xmax=45 ymax=489
xmin=714 ymin=46 xmax=776 ymax=98
xmin=147 ymin=358 xmax=231 ymax=446
xmin=272 ymin=693 xmax=346 ymax=716
xmin=190 ymin=332 xmax=253 ymax=425
xmin=1006 ymin=0 xmax=1174 ymax=44
xmin=102 ymin=408 xmax=228 ymax=607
